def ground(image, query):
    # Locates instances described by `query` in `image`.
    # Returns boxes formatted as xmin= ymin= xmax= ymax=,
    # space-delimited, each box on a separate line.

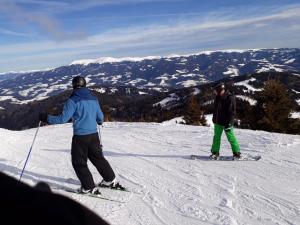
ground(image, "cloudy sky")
xmin=0 ymin=0 xmax=299 ymax=73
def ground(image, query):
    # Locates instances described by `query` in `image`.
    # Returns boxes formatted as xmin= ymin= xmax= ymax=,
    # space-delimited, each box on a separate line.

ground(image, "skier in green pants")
xmin=210 ymin=82 xmax=241 ymax=160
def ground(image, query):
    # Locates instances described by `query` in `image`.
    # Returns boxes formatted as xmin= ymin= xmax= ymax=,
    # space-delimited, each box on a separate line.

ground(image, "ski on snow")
xmin=52 ymin=187 xmax=126 ymax=203
xmin=97 ymin=183 xmax=131 ymax=193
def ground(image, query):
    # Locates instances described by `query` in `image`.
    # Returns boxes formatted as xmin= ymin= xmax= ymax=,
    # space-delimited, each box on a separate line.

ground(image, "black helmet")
xmin=72 ymin=76 xmax=86 ymax=89
xmin=214 ymin=82 xmax=225 ymax=94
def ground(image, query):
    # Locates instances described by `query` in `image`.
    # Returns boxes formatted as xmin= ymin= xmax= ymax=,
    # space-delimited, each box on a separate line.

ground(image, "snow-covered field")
xmin=1 ymin=122 xmax=300 ymax=225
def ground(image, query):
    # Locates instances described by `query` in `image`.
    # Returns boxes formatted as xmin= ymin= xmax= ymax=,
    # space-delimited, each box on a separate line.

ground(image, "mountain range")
xmin=0 ymin=48 xmax=299 ymax=132
xmin=0 ymin=48 xmax=299 ymax=107
xmin=0 ymin=71 xmax=299 ymax=131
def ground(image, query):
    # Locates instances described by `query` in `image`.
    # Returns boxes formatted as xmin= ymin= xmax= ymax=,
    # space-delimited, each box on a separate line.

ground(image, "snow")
xmin=290 ymin=112 xmax=300 ymax=119
xmin=284 ymin=58 xmax=296 ymax=64
xmin=181 ymin=73 xmax=197 ymax=78
xmin=297 ymin=99 xmax=300 ymax=105
xmin=176 ymin=69 xmax=188 ymax=74
xmin=192 ymin=88 xmax=200 ymax=95
xmin=70 ymin=49 xmax=265 ymax=67
xmin=167 ymin=49 xmax=262 ymax=58
xmin=127 ymin=78 xmax=147 ymax=86
xmin=1 ymin=122 xmax=299 ymax=225
xmin=223 ymin=66 xmax=239 ymax=77
xmin=18 ymin=83 xmax=49 ymax=97
xmin=161 ymin=117 xmax=185 ymax=125
xmin=153 ymin=93 xmax=179 ymax=107
xmin=159 ymin=79 xmax=168 ymax=86
xmin=110 ymin=88 xmax=118 ymax=94
xmin=138 ymin=91 xmax=147 ymax=95
xmin=236 ymin=95 xmax=257 ymax=106
xmin=203 ymin=100 xmax=214 ymax=106
xmin=70 ymin=56 xmax=161 ymax=66
xmin=256 ymin=64 xmax=285 ymax=73
xmin=0 ymin=95 xmax=15 ymax=101
xmin=234 ymin=79 xmax=262 ymax=92
xmin=92 ymin=87 xmax=106 ymax=93
xmin=204 ymin=114 xmax=214 ymax=127
xmin=152 ymin=87 xmax=164 ymax=92
xmin=145 ymin=82 xmax=156 ymax=87
xmin=176 ymin=80 xmax=199 ymax=87
xmin=0 ymin=68 xmax=52 ymax=75
xmin=292 ymin=89 xmax=300 ymax=94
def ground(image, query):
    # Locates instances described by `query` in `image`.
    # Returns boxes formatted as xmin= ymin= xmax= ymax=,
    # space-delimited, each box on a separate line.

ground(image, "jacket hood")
xmin=71 ymin=87 xmax=92 ymax=99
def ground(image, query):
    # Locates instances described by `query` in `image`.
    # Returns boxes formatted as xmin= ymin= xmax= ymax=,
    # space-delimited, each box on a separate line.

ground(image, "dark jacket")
xmin=48 ymin=88 xmax=104 ymax=135
xmin=0 ymin=172 xmax=109 ymax=225
xmin=212 ymin=91 xmax=236 ymax=127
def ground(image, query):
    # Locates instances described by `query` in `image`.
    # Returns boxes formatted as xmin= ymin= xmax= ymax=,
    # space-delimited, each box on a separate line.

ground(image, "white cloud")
xmin=0 ymin=0 xmax=86 ymax=40
xmin=0 ymin=28 xmax=30 ymax=36
xmin=1 ymin=0 xmax=178 ymax=13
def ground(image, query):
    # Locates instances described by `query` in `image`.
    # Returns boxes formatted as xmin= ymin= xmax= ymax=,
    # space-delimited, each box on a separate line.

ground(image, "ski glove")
xmin=97 ymin=121 xmax=103 ymax=125
xmin=224 ymin=124 xmax=232 ymax=132
xmin=39 ymin=113 xmax=48 ymax=123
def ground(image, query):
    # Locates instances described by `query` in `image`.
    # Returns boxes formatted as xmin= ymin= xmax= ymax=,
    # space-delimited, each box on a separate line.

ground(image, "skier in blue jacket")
xmin=39 ymin=76 xmax=122 ymax=194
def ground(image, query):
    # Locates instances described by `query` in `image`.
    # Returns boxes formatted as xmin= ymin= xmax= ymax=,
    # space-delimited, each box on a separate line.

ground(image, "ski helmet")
xmin=72 ymin=76 xmax=86 ymax=89
xmin=214 ymin=82 xmax=225 ymax=94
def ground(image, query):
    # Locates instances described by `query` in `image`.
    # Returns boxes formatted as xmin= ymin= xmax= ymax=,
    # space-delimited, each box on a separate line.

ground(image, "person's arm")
xmin=228 ymin=95 xmax=236 ymax=125
xmin=212 ymin=96 xmax=218 ymax=124
xmin=48 ymin=99 xmax=76 ymax=124
xmin=225 ymin=95 xmax=236 ymax=131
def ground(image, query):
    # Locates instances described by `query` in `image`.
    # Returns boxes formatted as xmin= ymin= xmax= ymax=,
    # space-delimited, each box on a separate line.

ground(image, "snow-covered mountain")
xmin=1 ymin=122 xmax=300 ymax=225
xmin=0 ymin=71 xmax=299 ymax=131
xmin=0 ymin=48 xmax=299 ymax=105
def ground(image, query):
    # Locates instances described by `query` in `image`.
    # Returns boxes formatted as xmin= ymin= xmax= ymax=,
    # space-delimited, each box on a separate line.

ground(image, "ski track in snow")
xmin=1 ymin=122 xmax=300 ymax=225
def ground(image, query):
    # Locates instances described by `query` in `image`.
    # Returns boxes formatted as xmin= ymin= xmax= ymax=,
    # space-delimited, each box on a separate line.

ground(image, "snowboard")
xmin=191 ymin=154 xmax=261 ymax=161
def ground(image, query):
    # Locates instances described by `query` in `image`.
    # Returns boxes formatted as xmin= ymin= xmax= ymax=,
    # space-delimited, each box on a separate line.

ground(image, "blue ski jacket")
xmin=47 ymin=88 xmax=104 ymax=135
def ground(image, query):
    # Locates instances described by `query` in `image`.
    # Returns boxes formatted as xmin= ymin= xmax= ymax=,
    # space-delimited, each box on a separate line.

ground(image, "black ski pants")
xmin=71 ymin=133 xmax=115 ymax=190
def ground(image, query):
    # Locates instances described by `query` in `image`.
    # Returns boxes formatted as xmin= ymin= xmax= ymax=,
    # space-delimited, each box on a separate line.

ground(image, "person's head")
xmin=214 ymin=82 xmax=226 ymax=96
xmin=72 ymin=76 xmax=86 ymax=89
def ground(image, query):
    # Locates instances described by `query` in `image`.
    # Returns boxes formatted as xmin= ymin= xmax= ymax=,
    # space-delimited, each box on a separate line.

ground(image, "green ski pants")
xmin=211 ymin=124 xmax=240 ymax=154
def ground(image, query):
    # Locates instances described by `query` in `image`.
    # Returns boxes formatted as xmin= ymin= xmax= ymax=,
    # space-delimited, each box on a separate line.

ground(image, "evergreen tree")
xmin=252 ymin=79 xmax=292 ymax=133
xmin=184 ymin=96 xmax=207 ymax=126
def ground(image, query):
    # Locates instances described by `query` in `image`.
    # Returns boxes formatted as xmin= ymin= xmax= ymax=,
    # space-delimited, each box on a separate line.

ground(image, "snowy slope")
xmin=1 ymin=123 xmax=300 ymax=225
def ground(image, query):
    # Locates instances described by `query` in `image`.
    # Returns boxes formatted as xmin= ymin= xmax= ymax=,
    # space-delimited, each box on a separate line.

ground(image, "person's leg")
xmin=211 ymin=124 xmax=224 ymax=154
xmin=224 ymin=127 xmax=240 ymax=154
xmin=88 ymin=134 xmax=115 ymax=182
xmin=71 ymin=135 xmax=95 ymax=190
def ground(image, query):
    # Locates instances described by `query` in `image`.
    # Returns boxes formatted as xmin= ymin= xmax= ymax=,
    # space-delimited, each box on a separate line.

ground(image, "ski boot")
xmin=233 ymin=152 xmax=241 ymax=160
xmin=98 ymin=178 xmax=126 ymax=191
xmin=77 ymin=186 xmax=101 ymax=195
xmin=209 ymin=153 xmax=219 ymax=160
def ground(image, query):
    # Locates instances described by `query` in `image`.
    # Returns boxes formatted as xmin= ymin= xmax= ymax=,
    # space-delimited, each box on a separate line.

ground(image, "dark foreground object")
xmin=34 ymin=181 xmax=52 ymax=192
xmin=0 ymin=172 xmax=110 ymax=225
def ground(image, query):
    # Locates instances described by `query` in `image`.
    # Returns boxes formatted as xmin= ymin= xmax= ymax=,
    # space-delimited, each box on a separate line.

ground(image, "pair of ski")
xmin=54 ymin=185 xmax=131 ymax=203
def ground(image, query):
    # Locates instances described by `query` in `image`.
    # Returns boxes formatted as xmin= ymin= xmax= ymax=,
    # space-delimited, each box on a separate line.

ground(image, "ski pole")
xmin=19 ymin=121 xmax=41 ymax=182
xmin=98 ymin=125 xmax=103 ymax=148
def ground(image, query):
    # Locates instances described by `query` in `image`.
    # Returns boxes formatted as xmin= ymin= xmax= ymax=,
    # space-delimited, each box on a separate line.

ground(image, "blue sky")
xmin=0 ymin=0 xmax=299 ymax=73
